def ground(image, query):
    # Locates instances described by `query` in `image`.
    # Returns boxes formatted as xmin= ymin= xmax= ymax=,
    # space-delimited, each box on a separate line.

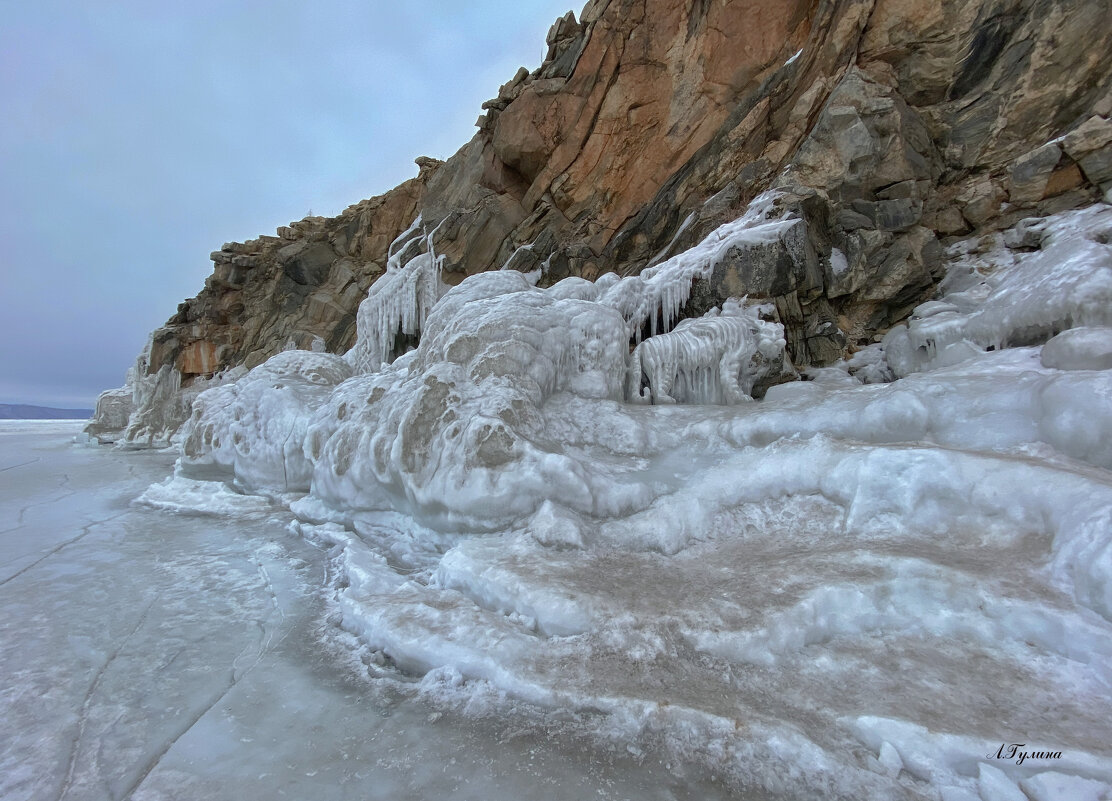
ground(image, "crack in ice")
xmin=55 ymin=596 xmax=159 ymax=801
xmin=0 ymin=510 xmax=126 ymax=588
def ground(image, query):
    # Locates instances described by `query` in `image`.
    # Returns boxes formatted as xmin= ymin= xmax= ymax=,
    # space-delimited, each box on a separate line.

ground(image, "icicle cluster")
xmin=344 ymin=215 xmax=445 ymax=373
xmin=596 ymin=191 xmax=796 ymax=343
xmin=626 ymin=299 xmax=790 ymax=404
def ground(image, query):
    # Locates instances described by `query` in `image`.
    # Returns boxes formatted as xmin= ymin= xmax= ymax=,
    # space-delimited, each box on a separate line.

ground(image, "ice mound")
xmin=179 ymin=349 xmax=353 ymax=492
xmin=175 ymin=195 xmax=801 ymax=528
xmin=307 ymin=271 xmax=631 ymax=530
xmin=1040 ymin=326 xmax=1112 ymax=370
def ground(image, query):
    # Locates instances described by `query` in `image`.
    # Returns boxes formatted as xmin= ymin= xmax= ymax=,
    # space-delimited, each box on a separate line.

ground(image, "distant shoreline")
xmin=0 ymin=403 xmax=93 ymax=420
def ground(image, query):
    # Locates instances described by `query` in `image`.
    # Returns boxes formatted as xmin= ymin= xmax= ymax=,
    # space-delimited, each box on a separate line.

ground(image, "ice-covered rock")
xmin=307 ymin=270 xmax=629 ymax=530
xmin=1040 ymin=326 xmax=1112 ymax=371
xmin=84 ymin=339 xmax=248 ymax=448
xmin=625 ymin=299 xmax=793 ymax=404
xmin=595 ymin=191 xmax=795 ymax=343
xmin=884 ymin=204 xmax=1112 ymax=377
xmin=84 ymin=386 xmax=133 ymax=443
xmin=180 ymin=350 xmax=353 ymax=491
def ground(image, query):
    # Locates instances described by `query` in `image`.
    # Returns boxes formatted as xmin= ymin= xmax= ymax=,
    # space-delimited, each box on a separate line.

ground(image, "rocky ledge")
xmin=90 ymin=0 xmax=1112 ymax=444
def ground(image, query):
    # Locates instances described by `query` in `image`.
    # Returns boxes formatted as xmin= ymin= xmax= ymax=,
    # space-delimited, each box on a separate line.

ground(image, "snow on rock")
xmin=845 ymin=342 xmax=893 ymax=383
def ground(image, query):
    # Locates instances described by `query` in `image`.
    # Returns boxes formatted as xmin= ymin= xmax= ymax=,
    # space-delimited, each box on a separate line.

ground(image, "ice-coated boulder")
xmin=626 ymin=299 xmax=793 ymax=404
xmin=180 ymin=349 xmax=353 ymax=491
xmin=307 ymin=271 xmax=629 ymax=530
xmin=1041 ymin=327 xmax=1112 ymax=371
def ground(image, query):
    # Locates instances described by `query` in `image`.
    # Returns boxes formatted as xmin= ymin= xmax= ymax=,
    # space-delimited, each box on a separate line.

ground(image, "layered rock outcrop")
xmin=154 ymin=162 xmax=438 ymax=380
xmin=91 ymin=0 xmax=1112 ymax=442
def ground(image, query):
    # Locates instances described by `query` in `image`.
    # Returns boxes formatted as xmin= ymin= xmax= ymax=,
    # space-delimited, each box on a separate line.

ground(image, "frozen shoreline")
xmin=0 ymin=426 xmax=714 ymax=801
xmin=54 ymin=199 xmax=1112 ymax=799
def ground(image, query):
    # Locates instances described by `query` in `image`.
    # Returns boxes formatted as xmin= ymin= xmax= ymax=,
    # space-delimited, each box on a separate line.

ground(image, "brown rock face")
xmin=492 ymin=0 xmax=811 ymax=240
xmin=141 ymin=0 xmax=1112 ymax=385
xmin=150 ymin=166 xmax=437 ymax=382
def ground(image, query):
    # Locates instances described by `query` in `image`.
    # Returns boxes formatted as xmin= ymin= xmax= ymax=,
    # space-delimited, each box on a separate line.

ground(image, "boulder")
xmin=277 ymin=240 xmax=336 ymax=286
xmin=1008 ymin=142 xmax=1063 ymax=205
xmin=1064 ymin=116 xmax=1112 ymax=188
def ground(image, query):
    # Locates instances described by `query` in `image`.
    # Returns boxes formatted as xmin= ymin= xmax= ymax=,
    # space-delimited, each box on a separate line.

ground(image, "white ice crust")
xmin=148 ymin=197 xmax=1112 ymax=799
xmin=883 ymin=206 xmax=1112 ymax=377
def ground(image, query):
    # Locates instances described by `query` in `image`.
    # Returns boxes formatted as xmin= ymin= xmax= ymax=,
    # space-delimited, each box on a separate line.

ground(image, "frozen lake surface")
xmin=0 ymin=423 xmax=721 ymax=801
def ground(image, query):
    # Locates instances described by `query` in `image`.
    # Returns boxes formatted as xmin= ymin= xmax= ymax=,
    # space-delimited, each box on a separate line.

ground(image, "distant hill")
xmin=0 ymin=404 xmax=93 ymax=420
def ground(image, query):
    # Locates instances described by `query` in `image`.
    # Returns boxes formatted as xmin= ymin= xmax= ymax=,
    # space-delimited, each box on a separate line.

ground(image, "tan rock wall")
xmin=142 ymin=0 xmax=1112 ymax=382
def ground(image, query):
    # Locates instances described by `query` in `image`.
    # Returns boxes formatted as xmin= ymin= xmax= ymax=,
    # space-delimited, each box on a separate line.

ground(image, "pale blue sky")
xmin=0 ymin=0 xmax=574 ymax=408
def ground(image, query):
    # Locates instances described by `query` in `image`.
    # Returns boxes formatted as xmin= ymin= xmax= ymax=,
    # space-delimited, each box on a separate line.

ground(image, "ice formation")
xmin=179 ymin=349 xmax=352 ymax=492
xmin=343 ymin=216 xmax=445 ymax=373
xmin=304 ymin=269 xmax=631 ymax=530
xmin=594 ymin=191 xmax=799 ymax=343
xmin=85 ymin=340 xmax=247 ymax=447
xmin=1040 ymin=326 xmax=1112 ymax=371
xmin=626 ymin=298 xmax=792 ymax=404
xmin=142 ymin=197 xmax=1112 ymax=799
xmin=883 ymin=206 xmax=1112 ymax=377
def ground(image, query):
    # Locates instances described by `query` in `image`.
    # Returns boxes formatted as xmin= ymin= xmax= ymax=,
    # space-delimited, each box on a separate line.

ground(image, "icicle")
xmin=386 ymin=214 xmax=424 ymax=271
xmin=625 ymin=301 xmax=790 ymax=405
xmin=344 ymin=217 xmax=446 ymax=373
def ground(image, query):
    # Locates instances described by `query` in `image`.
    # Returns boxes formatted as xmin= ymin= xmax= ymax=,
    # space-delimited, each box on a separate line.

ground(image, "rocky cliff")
xmin=90 ymin=0 xmax=1112 ymax=443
